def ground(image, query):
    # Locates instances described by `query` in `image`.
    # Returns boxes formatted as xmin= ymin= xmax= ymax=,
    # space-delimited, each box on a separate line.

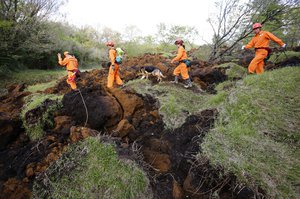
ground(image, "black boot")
xmin=171 ymin=76 xmax=178 ymax=84
xmin=184 ymin=78 xmax=192 ymax=88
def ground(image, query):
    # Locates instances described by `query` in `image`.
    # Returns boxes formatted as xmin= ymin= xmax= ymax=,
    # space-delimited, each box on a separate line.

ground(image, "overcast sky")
xmin=61 ymin=0 xmax=216 ymax=44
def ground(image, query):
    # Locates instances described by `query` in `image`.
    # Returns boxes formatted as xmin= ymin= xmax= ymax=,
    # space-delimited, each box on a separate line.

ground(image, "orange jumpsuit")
xmin=107 ymin=48 xmax=123 ymax=88
xmin=172 ymin=46 xmax=189 ymax=80
xmin=245 ymin=31 xmax=284 ymax=74
xmin=58 ymin=56 xmax=79 ymax=90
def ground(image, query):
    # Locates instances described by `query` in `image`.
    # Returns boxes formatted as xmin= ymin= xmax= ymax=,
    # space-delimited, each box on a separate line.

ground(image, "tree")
xmin=156 ymin=23 xmax=199 ymax=47
xmin=99 ymin=27 xmax=122 ymax=45
xmin=207 ymin=0 xmax=299 ymax=63
xmin=123 ymin=25 xmax=142 ymax=43
xmin=0 ymin=0 xmax=65 ymax=69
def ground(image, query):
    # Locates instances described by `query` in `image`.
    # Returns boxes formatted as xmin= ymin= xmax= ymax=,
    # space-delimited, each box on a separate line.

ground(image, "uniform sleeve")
xmin=266 ymin=32 xmax=284 ymax=47
xmin=245 ymin=38 xmax=255 ymax=49
xmin=58 ymin=58 xmax=68 ymax=66
xmin=172 ymin=47 xmax=184 ymax=62
xmin=109 ymin=49 xmax=116 ymax=65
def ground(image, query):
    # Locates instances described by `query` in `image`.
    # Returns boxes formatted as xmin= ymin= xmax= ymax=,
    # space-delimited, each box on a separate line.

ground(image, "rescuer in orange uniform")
xmin=57 ymin=51 xmax=79 ymax=90
xmin=106 ymin=41 xmax=124 ymax=88
xmin=242 ymin=23 xmax=286 ymax=74
xmin=171 ymin=39 xmax=192 ymax=88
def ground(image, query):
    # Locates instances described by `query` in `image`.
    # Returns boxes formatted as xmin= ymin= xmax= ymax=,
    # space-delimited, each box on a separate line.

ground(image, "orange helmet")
xmin=106 ymin=41 xmax=114 ymax=47
xmin=252 ymin=23 xmax=262 ymax=30
xmin=174 ymin=38 xmax=184 ymax=45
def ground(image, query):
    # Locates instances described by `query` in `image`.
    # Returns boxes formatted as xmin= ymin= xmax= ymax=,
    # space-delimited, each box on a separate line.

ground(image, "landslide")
xmin=0 ymin=52 xmax=280 ymax=198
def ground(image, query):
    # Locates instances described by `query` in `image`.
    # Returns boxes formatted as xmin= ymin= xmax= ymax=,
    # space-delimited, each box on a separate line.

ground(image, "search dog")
xmin=139 ymin=66 xmax=166 ymax=82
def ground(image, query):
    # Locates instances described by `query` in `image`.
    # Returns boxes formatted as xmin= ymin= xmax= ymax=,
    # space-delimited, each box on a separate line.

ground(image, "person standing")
xmin=242 ymin=23 xmax=286 ymax=74
xmin=57 ymin=51 xmax=79 ymax=90
xmin=106 ymin=41 xmax=124 ymax=88
xmin=171 ymin=39 xmax=192 ymax=88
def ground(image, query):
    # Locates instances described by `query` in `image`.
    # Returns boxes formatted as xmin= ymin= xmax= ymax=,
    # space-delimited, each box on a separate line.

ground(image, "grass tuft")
xmin=21 ymin=93 xmax=63 ymax=140
xmin=33 ymin=136 xmax=151 ymax=199
xmin=126 ymin=79 xmax=214 ymax=128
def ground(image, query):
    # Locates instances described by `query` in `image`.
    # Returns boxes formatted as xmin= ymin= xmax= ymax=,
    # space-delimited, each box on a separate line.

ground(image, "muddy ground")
xmin=0 ymin=52 xmax=298 ymax=199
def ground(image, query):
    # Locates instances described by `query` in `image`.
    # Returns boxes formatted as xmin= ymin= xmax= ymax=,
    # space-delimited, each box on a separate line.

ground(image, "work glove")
xmin=281 ymin=43 xmax=286 ymax=50
xmin=111 ymin=64 xmax=115 ymax=71
xmin=241 ymin=45 xmax=245 ymax=50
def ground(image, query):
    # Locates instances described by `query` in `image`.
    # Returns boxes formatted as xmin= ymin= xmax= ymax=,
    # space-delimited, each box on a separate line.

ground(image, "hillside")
xmin=0 ymin=52 xmax=299 ymax=198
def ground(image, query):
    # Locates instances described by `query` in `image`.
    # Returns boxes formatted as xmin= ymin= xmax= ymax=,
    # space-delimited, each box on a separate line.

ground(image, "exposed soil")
xmin=1 ymin=51 xmax=294 ymax=198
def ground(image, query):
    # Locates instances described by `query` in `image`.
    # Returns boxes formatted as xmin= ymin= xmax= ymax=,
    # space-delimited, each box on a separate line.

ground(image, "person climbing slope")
xmin=171 ymin=39 xmax=192 ymax=88
xmin=57 ymin=51 xmax=79 ymax=90
xmin=242 ymin=23 xmax=286 ymax=74
xmin=106 ymin=41 xmax=124 ymax=89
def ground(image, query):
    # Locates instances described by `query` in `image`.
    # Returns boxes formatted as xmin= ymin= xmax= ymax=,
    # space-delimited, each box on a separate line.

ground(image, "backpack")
xmin=115 ymin=47 xmax=124 ymax=64
xmin=115 ymin=56 xmax=122 ymax=64
xmin=182 ymin=59 xmax=191 ymax=67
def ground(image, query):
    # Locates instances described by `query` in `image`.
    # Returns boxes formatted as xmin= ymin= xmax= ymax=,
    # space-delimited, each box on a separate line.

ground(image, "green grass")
xmin=25 ymin=80 xmax=59 ymax=93
xmin=0 ymin=69 xmax=66 ymax=89
xmin=33 ymin=137 xmax=151 ymax=199
xmin=215 ymin=62 xmax=247 ymax=80
xmin=269 ymin=50 xmax=300 ymax=63
xmin=126 ymin=79 xmax=214 ymax=128
xmin=201 ymin=67 xmax=300 ymax=198
xmin=21 ymin=93 xmax=63 ymax=140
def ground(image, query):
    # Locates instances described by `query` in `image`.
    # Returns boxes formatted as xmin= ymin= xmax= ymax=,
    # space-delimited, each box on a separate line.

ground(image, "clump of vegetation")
xmin=216 ymin=62 xmax=247 ymax=80
xmin=269 ymin=50 xmax=300 ymax=63
xmin=202 ymin=67 xmax=300 ymax=198
xmin=214 ymin=80 xmax=236 ymax=92
xmin=207 ymin=90 xmax=228 ymax=106
xmin=21 ymin=93 xmax=63 ymax=140
xmin=126 ymin=79 xmax=214 ymax=128
xmin=33 ymin=137 xmax=151 ymax=199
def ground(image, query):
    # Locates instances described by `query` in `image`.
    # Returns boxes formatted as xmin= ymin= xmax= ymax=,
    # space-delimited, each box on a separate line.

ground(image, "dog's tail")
xmin=160 ymin=71 xmax=166 ymax=78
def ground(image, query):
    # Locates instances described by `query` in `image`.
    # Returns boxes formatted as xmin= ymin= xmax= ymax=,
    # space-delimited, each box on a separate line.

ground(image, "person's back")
xmin=58 ymin=53 xmax=78 ymax=71
xmin=57 ymin=51 xmax=79 ymax=90
xmin=65 ymin=56 xmax=78 ymax=71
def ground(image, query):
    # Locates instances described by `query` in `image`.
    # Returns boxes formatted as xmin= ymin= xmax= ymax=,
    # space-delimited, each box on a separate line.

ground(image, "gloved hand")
xmin=241 ymin=45 xmax=246 ymax=50
xmin=281 ymin=43 xmax=286 ymax=49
